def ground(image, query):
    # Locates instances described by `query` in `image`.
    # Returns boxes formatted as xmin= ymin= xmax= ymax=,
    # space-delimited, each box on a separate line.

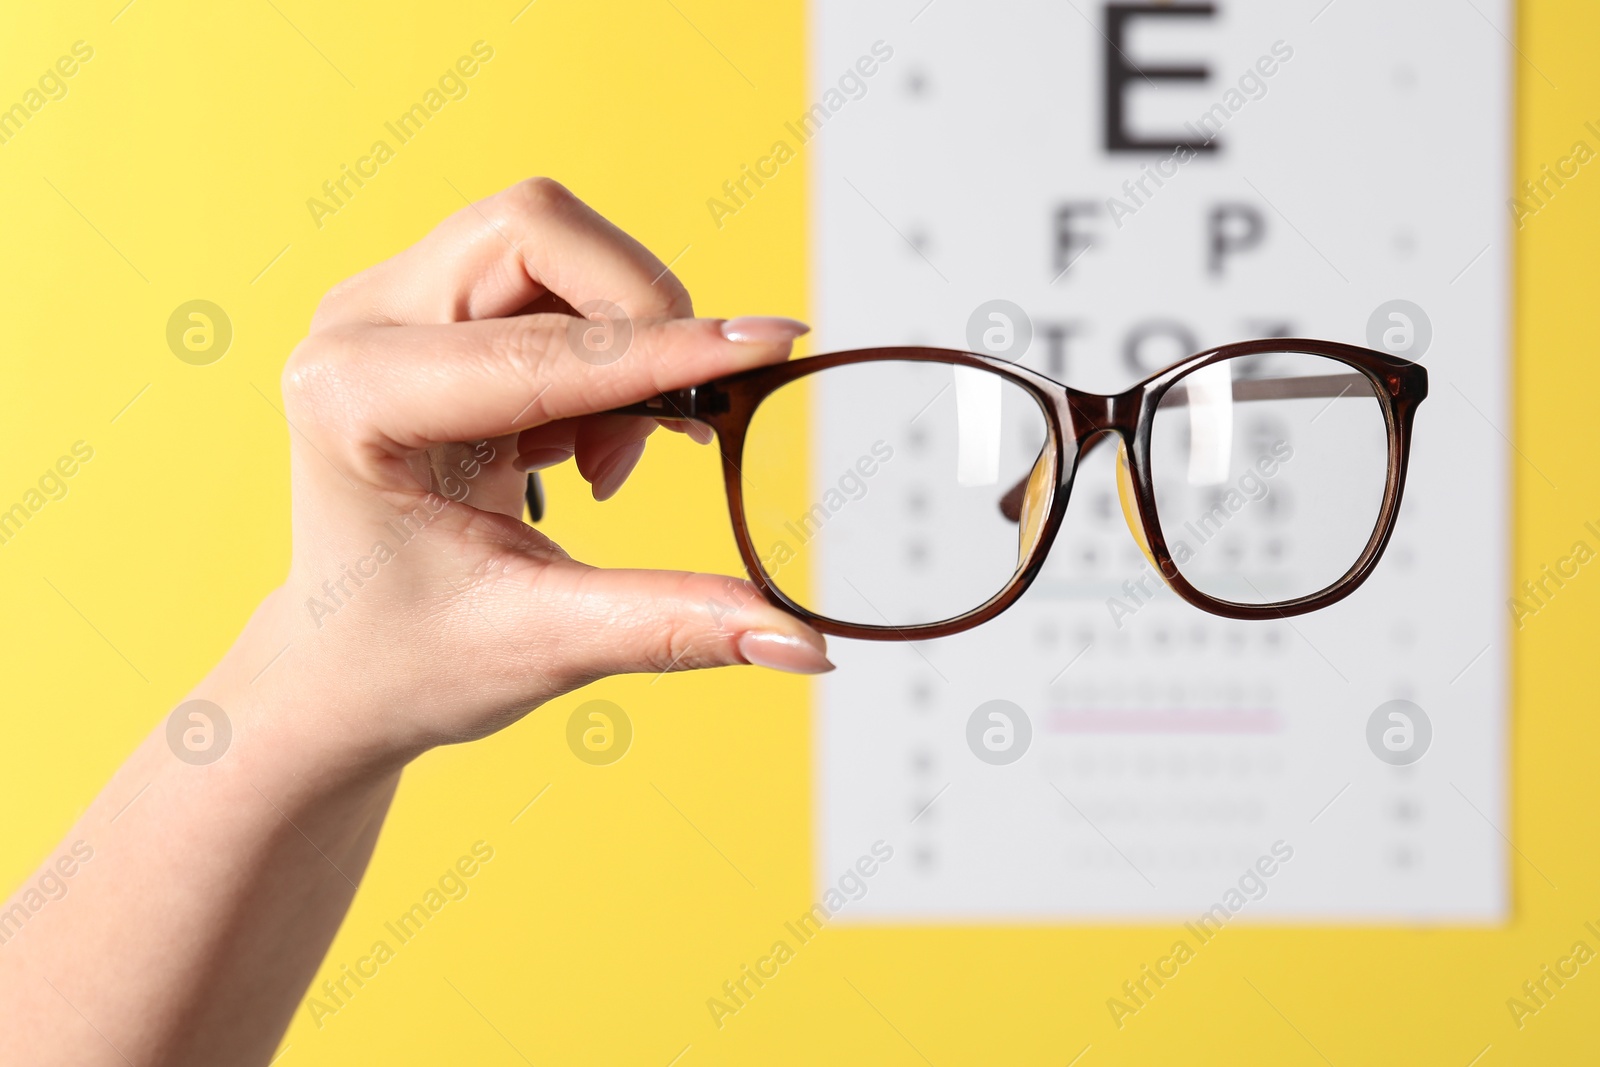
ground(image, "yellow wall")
xmin=0 ymin=1 xmax=1596 ymax=1062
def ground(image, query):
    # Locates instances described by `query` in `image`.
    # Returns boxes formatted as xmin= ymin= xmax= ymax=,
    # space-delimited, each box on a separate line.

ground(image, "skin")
xmin=0 ymin=177 xmax=832 ymax=1066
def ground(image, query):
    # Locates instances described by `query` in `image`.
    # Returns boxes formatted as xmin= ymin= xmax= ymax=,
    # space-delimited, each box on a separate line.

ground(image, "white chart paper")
xmin=811 ymin=0 xmax=1508 ymax=921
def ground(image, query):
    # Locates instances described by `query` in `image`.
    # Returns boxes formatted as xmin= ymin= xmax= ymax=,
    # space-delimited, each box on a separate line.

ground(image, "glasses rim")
xmin=611 ymin=338 xmax=1429 ymax=640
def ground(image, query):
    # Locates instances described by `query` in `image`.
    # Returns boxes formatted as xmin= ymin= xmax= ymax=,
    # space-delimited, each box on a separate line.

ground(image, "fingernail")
xmin=590 ymin=440 xmax=646 ymax=501
xmin=720 ymin=316 xmax=811 ymax=344
xmin=687 ymin=420 xmax=715 ymax=445
xmin=513 ymin=446 xmax=574 ymax=472
xmin=737 ymin=631 xmax=835 ymax=675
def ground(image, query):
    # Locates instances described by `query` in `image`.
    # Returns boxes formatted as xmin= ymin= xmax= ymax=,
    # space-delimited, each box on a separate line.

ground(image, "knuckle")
xmin=635 ymin=573 xmax=728 ymax=676
xmin=308 ymin=262 xmax=388 ymax=331
xmin=654 ymin=272 xmax=695 ymax=318
xmin=280 ymin=337 xmax=332 ymax=417
xmin=505 ymin=176 xmax=578 ymax=221
xmin=309 ymin=277 xmax=358 ymax=331
xmin=280 ymin=330 xmax=366 ymax=431
xmin=653 ymin=610 xmax=702 ymax=675
xmin=499 ymin=176 xmax=695 ymax=320
xmin=490 ymin=320 xmax=563 ymax=420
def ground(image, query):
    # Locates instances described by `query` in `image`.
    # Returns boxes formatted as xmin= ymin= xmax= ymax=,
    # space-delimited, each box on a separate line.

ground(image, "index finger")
xmin=284 ymin=314 xmax=810 ymax=463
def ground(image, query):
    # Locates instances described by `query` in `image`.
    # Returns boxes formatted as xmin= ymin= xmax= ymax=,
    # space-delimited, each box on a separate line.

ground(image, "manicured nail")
xmin=687 ymin=420 xmax=715 ymax=445
xmin=720 ymin=316 xmax=811 ymax=344
xmin=737 ymin=631 xmax=835 ymax=675
xmin=590 ymin=440 xmax=646 ymax=501
xmin=513 ymin=446 xmax=574 ymax=472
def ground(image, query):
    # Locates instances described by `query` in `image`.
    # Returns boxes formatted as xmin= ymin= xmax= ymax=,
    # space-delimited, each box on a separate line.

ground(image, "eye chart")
xmin=810 ymin=1 xmax=1508 ymax=920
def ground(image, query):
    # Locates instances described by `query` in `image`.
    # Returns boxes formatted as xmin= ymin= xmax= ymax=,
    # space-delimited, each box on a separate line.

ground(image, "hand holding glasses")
xmin=598 ymin=339 xmax=1426 ymax=639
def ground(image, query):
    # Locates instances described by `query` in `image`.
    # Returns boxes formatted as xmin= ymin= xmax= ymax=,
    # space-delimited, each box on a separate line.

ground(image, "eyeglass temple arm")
xmin=526 ymin=390 xmax=708 ymax=524
xmin=607 ymin=387 xmax=719 ymax=421
xmin=998 ymin=372 xmax=1368 ymax=522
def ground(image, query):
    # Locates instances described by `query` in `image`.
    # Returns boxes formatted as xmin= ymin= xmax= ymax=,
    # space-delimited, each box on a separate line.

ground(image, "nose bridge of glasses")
xmin=995 ymin=388 xmax=1129 ymax=525
xmin=1064 ymin=387 xmax=1111 ymax=441
xmin=1062 ymin=383 xmax=1166 ymax=585
xmin=1066 ymin=385 xmax=1149 ymax=444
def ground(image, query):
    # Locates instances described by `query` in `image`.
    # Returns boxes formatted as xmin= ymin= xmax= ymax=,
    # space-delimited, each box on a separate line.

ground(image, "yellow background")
xmin=1 ymin=1 xmax=1596 ymax=1063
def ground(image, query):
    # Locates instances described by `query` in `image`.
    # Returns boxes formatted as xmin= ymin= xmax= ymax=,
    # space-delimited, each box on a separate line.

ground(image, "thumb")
xmin=542 ymin=568 xmax=834 ymax=683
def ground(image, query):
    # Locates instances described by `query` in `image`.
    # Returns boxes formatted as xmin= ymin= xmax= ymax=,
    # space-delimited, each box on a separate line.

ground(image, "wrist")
xmin=187 ymin=586 xmax=427 ymax=795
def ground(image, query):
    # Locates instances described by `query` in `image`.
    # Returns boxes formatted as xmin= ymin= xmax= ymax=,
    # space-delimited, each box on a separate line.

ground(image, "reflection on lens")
xmin=1149 ymin=352 xmax=1389 ymax=605
xmin=740 ymin=359 xmax=1054 ymax=629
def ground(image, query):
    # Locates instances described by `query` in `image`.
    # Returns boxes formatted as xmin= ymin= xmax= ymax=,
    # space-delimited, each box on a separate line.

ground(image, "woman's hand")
xmin=0 ymin=177 xmax=833 ymax=1067
xmin=229 ymin=176 xmax=830 ymax=771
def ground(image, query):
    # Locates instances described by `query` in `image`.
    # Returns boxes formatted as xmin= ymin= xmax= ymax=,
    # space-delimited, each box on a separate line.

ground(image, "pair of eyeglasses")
xmin=545 ymin=339 xmax=1426 ymax=640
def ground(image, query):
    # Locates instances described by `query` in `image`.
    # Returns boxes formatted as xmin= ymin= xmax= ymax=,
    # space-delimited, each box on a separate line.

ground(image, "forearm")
xmin=0 ymin=596 xmax=404 ymax=1067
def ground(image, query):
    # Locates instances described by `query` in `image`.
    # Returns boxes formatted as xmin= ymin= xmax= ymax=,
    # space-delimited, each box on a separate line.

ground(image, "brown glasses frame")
xmin=612 ymin=338 xmax=1428 ymax=640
